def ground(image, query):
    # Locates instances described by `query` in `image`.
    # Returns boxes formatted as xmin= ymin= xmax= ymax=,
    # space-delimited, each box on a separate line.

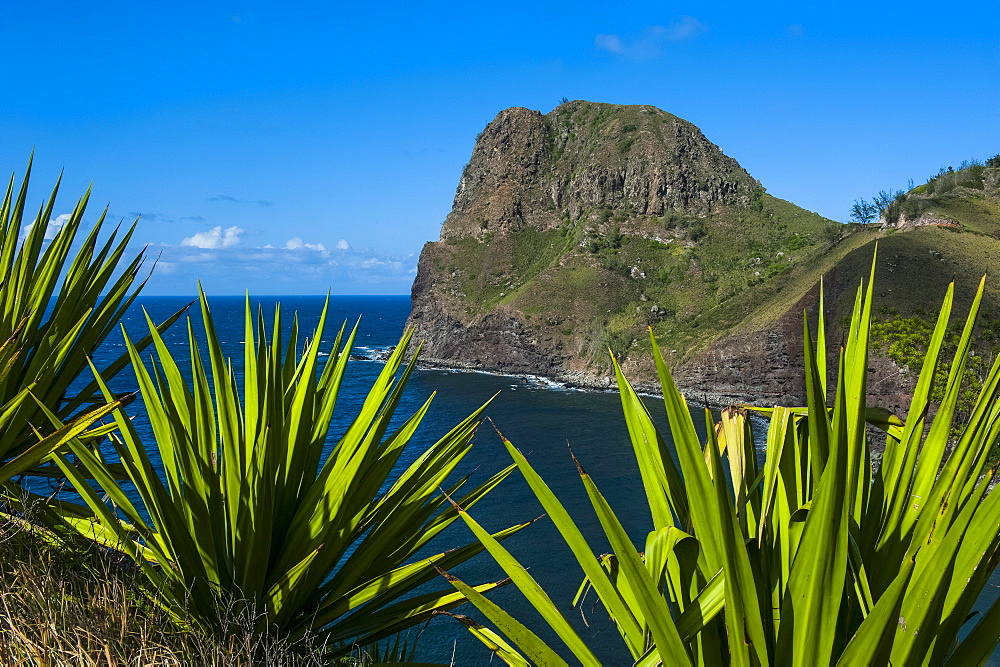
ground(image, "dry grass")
xmin=0 ymin=512 xmax=331 ymax=666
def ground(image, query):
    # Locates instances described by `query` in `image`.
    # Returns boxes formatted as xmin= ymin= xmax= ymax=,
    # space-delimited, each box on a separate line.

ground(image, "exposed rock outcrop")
xmin=441 ymin=104 xmax=761 ymax=242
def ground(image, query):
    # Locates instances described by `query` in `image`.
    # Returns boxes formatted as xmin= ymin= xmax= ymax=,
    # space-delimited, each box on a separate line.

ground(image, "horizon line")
xmin=125 ymin=293 xmax=412 ymax=298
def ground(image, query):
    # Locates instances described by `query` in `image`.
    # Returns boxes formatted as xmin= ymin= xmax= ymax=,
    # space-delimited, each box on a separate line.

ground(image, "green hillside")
xmin=835 ymin=159 xmax=1000 ymax=317
xmin=428 ymin=190 xmax=841 ymax=366
xmin=686 ymin=159 xmax=1000 ymax=347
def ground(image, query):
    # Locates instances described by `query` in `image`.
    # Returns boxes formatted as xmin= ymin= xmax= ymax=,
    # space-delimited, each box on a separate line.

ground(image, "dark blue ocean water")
xmin=48 ymin=295 xmax=1000 ymax=665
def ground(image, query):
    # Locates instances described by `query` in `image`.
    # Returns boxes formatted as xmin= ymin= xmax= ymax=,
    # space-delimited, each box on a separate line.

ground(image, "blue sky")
xmin=1 ymin=1 xmax=997 ymax=295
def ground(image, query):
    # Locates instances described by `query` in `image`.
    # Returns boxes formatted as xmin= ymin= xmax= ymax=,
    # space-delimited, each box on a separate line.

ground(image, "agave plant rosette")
xmin=444 ymin=253 xmax=1000 ymax=665
xmin=54 ymin=290 xmax=525 ymax=654
xmin=0 ymin=159 xmax=183 ymax=490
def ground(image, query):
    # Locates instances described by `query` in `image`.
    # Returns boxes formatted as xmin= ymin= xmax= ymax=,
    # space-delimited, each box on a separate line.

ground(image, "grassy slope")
xmin=0 ymin=517 xmax=329 ymax=665
xmin=430 ymin=191 xmax=842 ymax=367
xmin=927 ymin=192 xmax=1000 ymax=233
xmin=834 ymin=165 xmax=1000 ymax=323
xmin=643 ymin=167 xmax=1000 ymax=362
xmin=828 ymin=227 xmax=1000 ymax=321
xmin=727 ymin=227 xmax=881 ymax=335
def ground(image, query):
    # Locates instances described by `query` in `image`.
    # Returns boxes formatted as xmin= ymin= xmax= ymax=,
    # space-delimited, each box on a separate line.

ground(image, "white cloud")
xmin=181 ymin=225 xmax=244 ymax=249
xmin=336 ymin=239 xmax=350 ymax=250
xmin=663 ymin=16 xmax=707 ymax=41
xmin=596 ymin=18 xmax=707 ymax=59
xmin=284 ymin=237 xmax=328 ymax=252
xmin=146 ymin=240 xmax=419 ymax=293
xmin=23 ymin=213 xmax=71 ymax=240
xmin=594 ymin=34 xmax=623 ymax=54
xmin=179 ymin=252 xmax=216 ymax=263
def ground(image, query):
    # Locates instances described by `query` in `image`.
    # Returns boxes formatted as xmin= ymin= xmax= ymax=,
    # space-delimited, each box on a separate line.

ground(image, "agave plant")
xmin=444 ymin=253 xmax=1000 ymax=665
xmin=0 ymin=159 xmax=182 ymax=490
xmin=53 ymin=290 xmax=525 ymax=655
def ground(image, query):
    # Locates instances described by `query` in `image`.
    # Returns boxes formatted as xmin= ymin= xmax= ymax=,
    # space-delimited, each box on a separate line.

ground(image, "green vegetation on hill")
xmin=432 ymin=189 xmax=841 ymax=366
xmin=837 ymin=160 xmax=1000 ymax=320
xmin=883 ymin=159 xmax=1000 ymax=229
xmin=872 ymin=305 xmax=1000 ymax=434
xmin=682 ymin=158 xmax=1000 ymax=361
xmin=519 ymin=151 xmax=1000 ymax=371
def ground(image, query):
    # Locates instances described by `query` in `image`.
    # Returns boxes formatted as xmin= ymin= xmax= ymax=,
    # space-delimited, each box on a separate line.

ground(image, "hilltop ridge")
xmin=441 ymin=102 xmax=762 ymax=240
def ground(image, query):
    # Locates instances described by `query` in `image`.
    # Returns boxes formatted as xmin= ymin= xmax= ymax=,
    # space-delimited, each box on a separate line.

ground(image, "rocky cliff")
xmin=408 ymin=101 xmax=1000 ymax=409
xmin=441 ymin=104 xmax=761 ymax=241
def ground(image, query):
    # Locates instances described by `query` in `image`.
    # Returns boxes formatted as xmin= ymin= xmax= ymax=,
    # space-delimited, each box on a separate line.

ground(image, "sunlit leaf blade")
xmin=439 ymin=568 xmax=567 ymax=667
xmin=499 ymin=434 xmax=646 ymax=656
xmin=577 ymin=464 xmax=689 ymax=663
xmin=438 ymin=611 xmax=532 ymax=667
xmin=449 ymin=494 xmax=601 ymax=664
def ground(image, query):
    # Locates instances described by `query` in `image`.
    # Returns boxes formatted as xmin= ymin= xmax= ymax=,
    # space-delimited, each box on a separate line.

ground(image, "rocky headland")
xmin=408 ymin=101 xmax=1000 ymax=411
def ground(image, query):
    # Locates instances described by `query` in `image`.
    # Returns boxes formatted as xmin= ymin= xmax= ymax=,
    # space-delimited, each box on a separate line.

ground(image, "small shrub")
xmin=687 ymin=221 xmax=708 ymax=242
xmin=779 ymin=234 xmax=813 ymax=252
xmin=618 ymin=137 xmax=637 ymax=154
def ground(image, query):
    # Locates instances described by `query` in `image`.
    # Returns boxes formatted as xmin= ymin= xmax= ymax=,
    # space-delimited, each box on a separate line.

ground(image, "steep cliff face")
xmin=407 ymin=101 xmax=1000 ymax=409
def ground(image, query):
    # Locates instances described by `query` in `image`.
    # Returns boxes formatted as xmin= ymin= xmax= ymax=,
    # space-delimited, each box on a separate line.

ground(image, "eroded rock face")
xmin=677 ymin=306 xmax=809 ymax=407
xmin=675 ymin=284 xmax=915 ymax=413
xmin=439 ymin=102 xmax=762 ymax=242
xmin=445 ymin=107 xmax=554 ymax=239
xmin=407 ymin=240 xmax=567 ymax=376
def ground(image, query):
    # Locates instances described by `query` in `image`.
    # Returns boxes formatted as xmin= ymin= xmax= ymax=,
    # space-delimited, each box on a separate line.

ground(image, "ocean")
xmin=52 ymin=295 xmax=999 ymax=665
